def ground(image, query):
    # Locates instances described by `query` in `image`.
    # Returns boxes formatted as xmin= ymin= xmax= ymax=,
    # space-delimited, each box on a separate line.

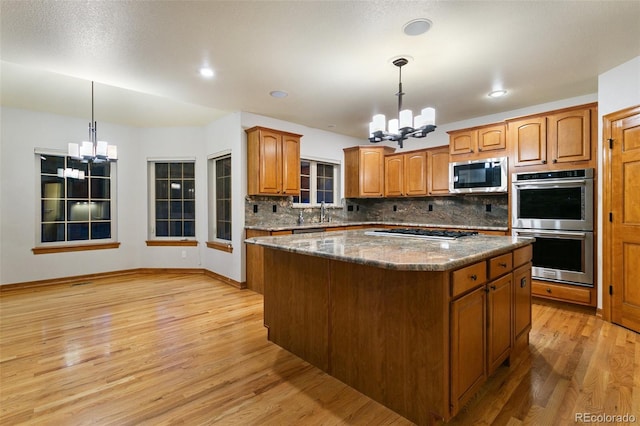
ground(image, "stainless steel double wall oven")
xmin=512 ymin=169 xmax=594 ymax=287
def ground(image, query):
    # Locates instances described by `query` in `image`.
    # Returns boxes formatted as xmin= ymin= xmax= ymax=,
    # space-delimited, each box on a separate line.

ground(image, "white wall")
xmin=0 ymin=107 xmax=140 ymax=284
xmin=596 ymin=56 xmax=640 ymax=308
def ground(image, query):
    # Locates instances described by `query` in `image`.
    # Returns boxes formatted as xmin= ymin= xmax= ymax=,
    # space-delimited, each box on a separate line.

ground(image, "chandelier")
xmin=368 ymin=57 xmax=436 ymax=148
xmin=67 ymin=81 xmax=117 ymax=162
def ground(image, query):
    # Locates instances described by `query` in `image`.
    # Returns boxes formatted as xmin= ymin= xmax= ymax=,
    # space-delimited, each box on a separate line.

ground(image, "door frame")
xmin=601 ymin=104 xmax=640 ymax=322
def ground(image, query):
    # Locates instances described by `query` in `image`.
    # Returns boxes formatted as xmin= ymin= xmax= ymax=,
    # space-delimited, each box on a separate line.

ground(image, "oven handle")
xmin=514 ymin=229 xmax=589 ymax=240
xmin=512 ymin=179 xmax=588 ymax=188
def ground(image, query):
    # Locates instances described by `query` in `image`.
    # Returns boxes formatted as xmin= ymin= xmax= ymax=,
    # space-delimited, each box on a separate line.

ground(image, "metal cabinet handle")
xmin=470 ymin=274 xmax=478 ymax=281
xmin=546 ymin=288 xmax=552 ymax=293
xmin=520 ymin=278 xmax=527 ymax=288
xmin=542 ymin=160 xmax=547 ymax=164
xmin=553 ymin=159 xmax=558 ymax=163
xmin=499 ymin=262 xmax=507 ymax=268
xmin=490 ymin=284 xmax=497 ymax=290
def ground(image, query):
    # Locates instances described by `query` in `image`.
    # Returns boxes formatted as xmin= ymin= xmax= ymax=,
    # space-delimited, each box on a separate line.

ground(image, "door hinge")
xmin=609 ymin=285 xmax=613 ymax=295
xmin=609 ymin=138 xmax=614 ymax=149
xmin=609 ymin=212 xmax=613 ymax=222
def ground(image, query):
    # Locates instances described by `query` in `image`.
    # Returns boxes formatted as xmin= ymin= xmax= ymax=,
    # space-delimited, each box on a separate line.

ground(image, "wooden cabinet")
xmin=513 ymin=262 xmax=532 ymax=339
xmin=487 ymin=273 xmax=513 ymax=374
xmin=384 ymin=150 xmax=428 ymax=197
xmin=246 ymin=126 xmax=301 ymax=196
xmin=427 ymin=145 xmax=450 ymax=195
xmin=450 ymin=285 xmax=487 ymax=414
xmin=449 ymin=123 xmax=506 ymax=159
xmin=344 ymin=146 xmax=395 ymax=198
xmin=509 ymin=104 xmax=595 ymax=168
xmin=532 ymin=280 xmax=592 ymax=306
xmin=245 ymin=228 xmax=292 ymax=294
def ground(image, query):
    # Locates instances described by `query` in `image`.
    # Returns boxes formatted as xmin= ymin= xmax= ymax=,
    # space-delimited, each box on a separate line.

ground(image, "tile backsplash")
xmin=245 ymin=194 xmax=508 ymax=228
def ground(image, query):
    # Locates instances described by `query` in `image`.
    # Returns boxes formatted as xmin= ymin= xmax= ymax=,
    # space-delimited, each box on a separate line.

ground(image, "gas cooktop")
xmin=364 ymin=228 xmax=479 ymax=240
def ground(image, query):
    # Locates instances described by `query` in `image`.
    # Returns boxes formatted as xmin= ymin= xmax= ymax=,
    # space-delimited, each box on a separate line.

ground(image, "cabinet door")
xmin=510 ymin=117 xmax=547 ymax=167
xmin=477 ymin=124 xmax=506 ymax=153
xmin=360 ymin=148 xmax=386 ymax=197
xmin=258 ymin=129 xmax=282 ymax=194
xmin=281 ymin=134 xmax=300 ymax=195
xmin=384 ymin=154 xmax=404 ymax=197
xmin=513 ymin=262 xmax=532 ymax=339
xmin=548 ymin=108 xmax=591 ymax=164
xmin=404 ymin=151 xmax=428 ymax=196
xmin=449 ymin=130 xmax=477 ymax=156
xmin=487 ymin=274 xmax=513 ymax=374
xmin=450 ymin=286 xmax=487 ymax=414
xmin=427 ymin=146 xmax=451 ymax=195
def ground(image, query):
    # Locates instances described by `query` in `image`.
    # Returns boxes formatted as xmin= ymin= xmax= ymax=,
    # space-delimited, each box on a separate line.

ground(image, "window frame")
xmin=34 ymin=149 xmax=118 ymax=250
xmin=207 ymin=151 xmax=232 ymax=245
xmin=292 ymin=157 xmax=341 ymax=207
xmin=147 ymin=157 xmax=197 ymax=241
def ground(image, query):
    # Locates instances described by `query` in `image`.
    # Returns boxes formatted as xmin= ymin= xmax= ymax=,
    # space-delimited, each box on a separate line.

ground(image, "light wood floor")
xmin=1 ymin=273 xmax=638 ymax=425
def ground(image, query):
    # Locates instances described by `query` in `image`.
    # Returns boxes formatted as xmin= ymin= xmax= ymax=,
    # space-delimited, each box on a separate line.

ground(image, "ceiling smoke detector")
xmin=403 ymin=19 xmax=433 ymax=36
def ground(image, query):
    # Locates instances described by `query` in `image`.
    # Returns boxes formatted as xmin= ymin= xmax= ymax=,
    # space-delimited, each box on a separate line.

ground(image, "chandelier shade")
xmin=368 ymin=58 xmax=436 ymax=148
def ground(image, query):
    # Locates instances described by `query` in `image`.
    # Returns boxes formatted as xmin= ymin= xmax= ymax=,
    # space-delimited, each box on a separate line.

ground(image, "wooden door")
xmin=428 ymin=146 xmax=451 ymax=195
xmin=404 ymin=151 xmax=428 ymax=196
xmin=449 ymin=129 xmax=477 ymax=156
xmin=384 ymin=154 xmax=404 ymax=196
xmin=258 ymin=129 xmax=281 ymax=194
xmin=513 ymin=262 xmax=532 ymax=339
xmin=360 ymin=148 xmax=386 ymax=197
xmin=510 ymin=117 xmax=547 ymax=167
xmin=450 ymin=285 xmax=487 ymax=414
xmin=487 ymin=274 xmax=512 ymax=374
xmin=608 ymin=106 xmax=640 ymax=333
xmin=281 ymin=133 xmax=300 ymax=195
xmin=477 ymin=124 xmax=506 ymax=153
xmin=548 ymin=108 xmax=591 ymax=164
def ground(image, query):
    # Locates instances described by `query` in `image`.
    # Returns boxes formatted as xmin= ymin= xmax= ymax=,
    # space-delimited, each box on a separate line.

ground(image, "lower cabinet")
xmin=487 ymin=273 xmax=513 ymax=375
xmin=513 ymin=262 xmax=533 ymax=339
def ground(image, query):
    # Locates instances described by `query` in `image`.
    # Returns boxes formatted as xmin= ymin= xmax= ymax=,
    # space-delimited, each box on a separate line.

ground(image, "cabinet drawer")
xmin=513 ymin=245 xmax=533 ymax=268
xmin=452 ymin=261 xmax=487 ymax=298
xmin=532 ymin=281 xmax=592 ymax=305
xmin=488 ymin=253 xmax=512 ymax=280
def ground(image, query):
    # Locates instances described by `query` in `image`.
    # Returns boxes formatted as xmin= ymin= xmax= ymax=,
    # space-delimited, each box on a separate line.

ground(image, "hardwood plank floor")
xmin=1 ymin=273 xmax=638 ymax=425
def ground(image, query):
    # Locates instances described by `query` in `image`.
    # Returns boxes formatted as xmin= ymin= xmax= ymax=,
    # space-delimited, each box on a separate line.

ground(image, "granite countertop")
xmin=245 ymin=229 xmax=533 ymax=272
xmin=245 ymin=221 xmax=509 ymax=233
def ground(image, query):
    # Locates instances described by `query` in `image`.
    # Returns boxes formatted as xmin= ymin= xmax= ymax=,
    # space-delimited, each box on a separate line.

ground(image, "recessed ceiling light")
xmin=199 ymin=67 xmax=214 ymax=78
xmin=488 ymin=90 xmax=507 ymax=98
xmin=270 ymin=90 xmax=288 ymax=98
xmin=403 ymin=19 xmax=433 ymax=36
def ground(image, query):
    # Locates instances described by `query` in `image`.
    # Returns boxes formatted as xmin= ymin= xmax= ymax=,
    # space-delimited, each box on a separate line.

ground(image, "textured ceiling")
xmin=1 ymin=1 xmax=639 ymax=138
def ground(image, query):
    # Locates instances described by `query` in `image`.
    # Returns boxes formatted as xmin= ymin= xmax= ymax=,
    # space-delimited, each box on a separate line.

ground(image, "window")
xmin=214 ymin=155 xmax=231 ymax=241
xmin=39 ymin=154 xmax=114 ymax=244
xmin=149 ymin=161 xmax=195 ymax=238
xmin=292 ymin=159 xmax=340 ymax=205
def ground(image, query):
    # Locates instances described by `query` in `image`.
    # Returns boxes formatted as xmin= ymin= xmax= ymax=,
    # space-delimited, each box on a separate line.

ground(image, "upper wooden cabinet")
xmin=427 ymin=146 xmax=451 ymax=195
xmin=246 ymin=126 xmax=301 ymax=196
xmin=384 ymin=150 xmax=428 ymax=197
xmin=509 ymin=104 xmax=595 ymax=168
xmin=449 ymin=124 xmax=506 ymax=159
xmin=344 ymin=146 xmax=395 ymax=198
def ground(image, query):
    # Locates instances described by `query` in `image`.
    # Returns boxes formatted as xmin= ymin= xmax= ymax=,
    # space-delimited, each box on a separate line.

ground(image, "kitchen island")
xmin=245 ymin=230 xmax=533 ymax=425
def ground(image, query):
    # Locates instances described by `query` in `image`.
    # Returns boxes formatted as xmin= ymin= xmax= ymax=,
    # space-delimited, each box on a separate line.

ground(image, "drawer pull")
xmin=470 ymin=274 xmax=478 ymax=281
xmin=546 ymin=288 xmax=552 ymax=293
xmin=520 ymin=278 xmax=527 ymax=288
xmin=490 ymin=284 xmax=497 ymax=290
xmin=499 ymin=262 xmax=508 ymax=268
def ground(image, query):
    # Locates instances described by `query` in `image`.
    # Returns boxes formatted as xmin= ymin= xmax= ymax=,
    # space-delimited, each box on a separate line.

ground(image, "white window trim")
xmin=147 ymin=158 xmax=197 ymax=241
xmin=207 ymin=151 xmax=232 ymax=243
xmin=34 ymin=149 xmax=118 ymax=247
xmin=292 ymin=158 xmax=341 ymax=208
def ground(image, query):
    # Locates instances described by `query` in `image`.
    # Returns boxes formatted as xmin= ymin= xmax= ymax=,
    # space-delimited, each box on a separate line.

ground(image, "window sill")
xmin=206 ymin=241 xmax=233 ymax=253
xmin=146 ymin=240 xmax=198 ymax=247
xmin=32 ymin=242 xmax=121 ymax=255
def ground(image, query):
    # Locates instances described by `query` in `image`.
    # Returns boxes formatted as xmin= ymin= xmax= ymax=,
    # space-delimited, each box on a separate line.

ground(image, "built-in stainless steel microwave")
xmin=449 ymin=157 xmax=508 ymax=193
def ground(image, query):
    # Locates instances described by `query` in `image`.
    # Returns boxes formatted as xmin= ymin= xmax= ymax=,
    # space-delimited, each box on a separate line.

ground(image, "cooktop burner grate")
xmin=364 ymin=228 xmax=479 ymax=240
